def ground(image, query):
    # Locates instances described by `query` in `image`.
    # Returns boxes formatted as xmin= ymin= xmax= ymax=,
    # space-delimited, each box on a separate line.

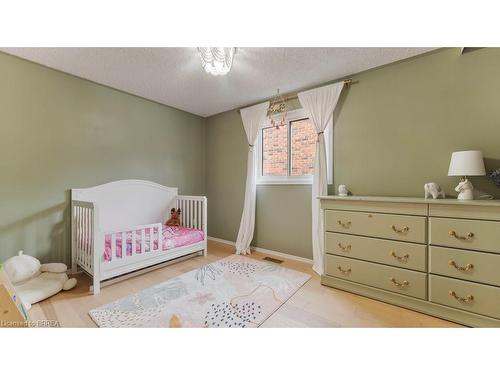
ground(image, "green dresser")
xmin=320 ymin=196 xmax=500 ymax=327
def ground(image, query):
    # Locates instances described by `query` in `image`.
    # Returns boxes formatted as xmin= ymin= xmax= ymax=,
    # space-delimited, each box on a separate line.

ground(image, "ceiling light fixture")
xmin=197 ymin=47 xmax=236 ymax=76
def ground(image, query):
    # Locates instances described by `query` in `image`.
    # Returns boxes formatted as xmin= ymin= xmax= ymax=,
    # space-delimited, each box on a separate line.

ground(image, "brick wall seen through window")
xmin=262 ymin=125 xmax=288 ymax=176
xmin=291 ymin=119 xmax=316 ymax=176
xmin=262 ymin=118 xmax=316 ymax=177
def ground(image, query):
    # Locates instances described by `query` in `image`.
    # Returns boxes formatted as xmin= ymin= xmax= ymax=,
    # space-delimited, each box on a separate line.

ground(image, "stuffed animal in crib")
xmin=424 ymin=182 xmax=445 ymax=199
xmin=165 ymin=208 xmax=182 ymax=226
xmin=2 ymin=251 xmax=77 ymax=310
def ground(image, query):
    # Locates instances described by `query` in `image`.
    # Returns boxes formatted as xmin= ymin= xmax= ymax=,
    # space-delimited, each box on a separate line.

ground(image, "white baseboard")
xmin=207 ymin=236 xmax=313 ymax=264
xmin=207 ymin=236 xmax=236 ymax=247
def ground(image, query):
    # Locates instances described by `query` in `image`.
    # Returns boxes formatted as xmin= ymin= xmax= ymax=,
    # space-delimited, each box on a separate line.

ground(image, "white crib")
xmin=71 ymin=179 xmax=207 ymax=294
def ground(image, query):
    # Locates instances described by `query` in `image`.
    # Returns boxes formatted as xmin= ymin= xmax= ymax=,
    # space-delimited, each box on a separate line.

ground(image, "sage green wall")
xmin=205 ymin=110 xmax=314 ymax=259
xmin=0 ymin=52 xmax=206 ymax=264
xmin=205 ymin=48 xmax=500 ymax=260
xmin=334 ymin=47 xmax=500 ymax=198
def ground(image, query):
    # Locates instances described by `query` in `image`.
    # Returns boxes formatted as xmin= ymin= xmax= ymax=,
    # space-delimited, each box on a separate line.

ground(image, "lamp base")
xmin=455 ymin=177 xmax=474 ymax=200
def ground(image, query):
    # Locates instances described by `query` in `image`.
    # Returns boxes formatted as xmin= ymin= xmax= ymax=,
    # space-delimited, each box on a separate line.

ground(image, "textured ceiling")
xmin=1 ymin=47 xmax=435 ymax=117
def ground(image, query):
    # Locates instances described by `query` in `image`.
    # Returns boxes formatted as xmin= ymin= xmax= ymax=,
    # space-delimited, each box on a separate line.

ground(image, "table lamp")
xmin=448 ymin=150 xmax=486 ymax=200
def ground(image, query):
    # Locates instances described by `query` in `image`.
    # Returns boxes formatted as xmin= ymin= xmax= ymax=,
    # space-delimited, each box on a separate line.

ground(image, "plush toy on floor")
xmin=2 ymin=251 xmax=77 ymax=310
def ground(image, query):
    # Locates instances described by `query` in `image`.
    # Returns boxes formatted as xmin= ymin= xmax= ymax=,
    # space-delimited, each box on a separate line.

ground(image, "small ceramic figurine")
xmin=424 ymin=182 xmax=445 ymax=199
xmin=338 ymin=184 xmax=349 ymax=197
xmin=454 ymin=178 xmax=474 ymax=200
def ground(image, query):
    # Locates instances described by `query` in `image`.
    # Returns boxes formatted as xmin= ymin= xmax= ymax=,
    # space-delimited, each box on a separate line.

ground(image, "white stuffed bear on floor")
xmin=3 ymin=251 xmax=77 ymax=310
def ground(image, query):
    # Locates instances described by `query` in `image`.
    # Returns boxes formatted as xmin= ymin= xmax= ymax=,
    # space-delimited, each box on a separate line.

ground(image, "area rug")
xmin=89 ymin=255 xmax=311 ymax=327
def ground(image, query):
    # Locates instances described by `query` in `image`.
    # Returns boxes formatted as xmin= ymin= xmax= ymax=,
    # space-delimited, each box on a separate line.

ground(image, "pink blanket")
xmin=104 ymin=225 xmax=204 ymax=261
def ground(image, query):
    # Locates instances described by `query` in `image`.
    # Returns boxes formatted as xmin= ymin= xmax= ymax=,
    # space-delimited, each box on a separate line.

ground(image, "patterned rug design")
xmin=89 ymin=255 xmax=311 ymax=327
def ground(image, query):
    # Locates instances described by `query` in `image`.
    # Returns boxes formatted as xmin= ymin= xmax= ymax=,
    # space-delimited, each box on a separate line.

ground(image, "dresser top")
xmin=318 ymin=195 xmax=500 ymax=207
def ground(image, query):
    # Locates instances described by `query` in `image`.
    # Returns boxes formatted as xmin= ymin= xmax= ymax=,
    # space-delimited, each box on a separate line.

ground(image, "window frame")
xmin=256 ymin=108 xmax=333 ymax=185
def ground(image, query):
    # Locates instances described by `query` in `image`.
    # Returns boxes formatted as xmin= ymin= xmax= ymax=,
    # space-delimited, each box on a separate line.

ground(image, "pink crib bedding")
xmin=104 ymin=225 xmax=204 ymax=262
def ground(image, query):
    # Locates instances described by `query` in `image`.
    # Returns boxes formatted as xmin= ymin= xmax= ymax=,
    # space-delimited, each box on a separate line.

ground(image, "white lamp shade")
xmin=448 ymin=150 xmax=486 ymax=176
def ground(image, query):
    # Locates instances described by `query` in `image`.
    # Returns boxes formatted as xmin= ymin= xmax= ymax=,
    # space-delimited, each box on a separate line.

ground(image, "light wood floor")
xmin=29 ymin=240 xmax=461 ymax=327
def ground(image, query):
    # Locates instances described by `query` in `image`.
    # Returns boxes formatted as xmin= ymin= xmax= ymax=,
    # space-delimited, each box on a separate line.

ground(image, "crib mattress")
xmin=104 ymin=225 xmax=204 ymax=261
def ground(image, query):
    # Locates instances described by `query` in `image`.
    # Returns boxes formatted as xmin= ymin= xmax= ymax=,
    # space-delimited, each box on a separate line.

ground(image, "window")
xmin=257 ymin=109 xmax=332 ymax=185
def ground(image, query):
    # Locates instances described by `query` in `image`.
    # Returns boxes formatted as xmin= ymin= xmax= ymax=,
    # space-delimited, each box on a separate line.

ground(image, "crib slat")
xmin=150 ymin=225 xmax=154 ymax=251
xmin=181 ymin=200 xmax=184 ymax=226
xmin=200 ymin=200 xmax=203 ymax=229
xmin=85 ymin=207 xmax=92 ymax=267
xmin=83 ymin=207 xmax=87 ymax=267
xmin=79 ymin=207 xmax=83 ymax=266
xmin=75 ymin=207 xmax=80 ymax=264
xmin=84 ymin=207 xmax=88 ymax=267
xmin=196 ymin=200 xmax=199 ymax=228
xmin=90 ymin=206 xmax=94 ymax=268
xmin=86 ymin=207 xmax=90 ymax=267
xmin=194 ymin=201 xmax=197 ymax=229
xmin=197 ymin=200 xmax=200 ymax=229
xmin=184 ymin=200 xmax=187 ymax=227
xmin=158 ymin=223 xmax=163 ymax=252
xmin=74 ymin=207 xmax=78 ymax=264
xmin=80 ymin=207 xmax=84 ymax=266
xmin=79 ymin=207 xmax=84 ymax=266
xmin=194 ymin=201 xmax=198 ymax=230
xmin=141 ymin=228 xmax=146 ymax=253
xmin=132 ymin=230 xmax=136 ymax=256
xmin=82 ymin=207 xmax=86 ymax=266
xmin=87 ymin=207 xmax=91 ymax=267
xmin=82 ymin=207 xmax=86 ymax=267
xmin=190 ymin=200 xmax=193 ymax=228
xmin=184 ymin=200 xmax=187 ymax=226
xmin=88 ymin=208 xmax=92 ymax=267
xmin=122 ymin=232 xmax=127 ymax=258
xmin=77 ymin=207 xmax=81 ymax=264
xmin=111 ymin=233 xmax=116 ymax=261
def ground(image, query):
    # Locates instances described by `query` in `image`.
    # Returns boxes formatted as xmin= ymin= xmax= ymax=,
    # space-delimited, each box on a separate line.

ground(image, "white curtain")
xmin=235 ymin=101 xmax=270 ymax=255
xmin=298 ymin=83 xmax=344 ymax=274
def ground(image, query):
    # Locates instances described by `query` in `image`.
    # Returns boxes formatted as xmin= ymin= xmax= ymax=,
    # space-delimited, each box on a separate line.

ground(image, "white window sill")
xmin=256 ymin=178 xmax=313 ymax=185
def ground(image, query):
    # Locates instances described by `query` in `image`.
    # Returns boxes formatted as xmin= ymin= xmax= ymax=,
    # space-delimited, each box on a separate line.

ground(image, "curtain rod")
xmin=237 ymin=78 xmax=353 ymax=113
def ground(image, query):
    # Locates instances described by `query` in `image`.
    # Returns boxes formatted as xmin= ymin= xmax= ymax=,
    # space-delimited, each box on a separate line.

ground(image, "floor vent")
xmin=262 ymin=256 xmax=283 ymax=264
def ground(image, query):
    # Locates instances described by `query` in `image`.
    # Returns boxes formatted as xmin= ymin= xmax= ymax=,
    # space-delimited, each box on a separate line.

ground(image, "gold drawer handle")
xmin=389 ymin=251 xmax=409 ymax=262
xmin=390 ymin=277 xmax=409 ymax=288
xmin=449 ymin=230 xmax=474 ymax=241
xmin=337 ymin=243 xmax=351 ymax=252
xmin=337 ymin=220 xmax=351 ymax=228
xmin=448 ymin=260 xmax=474 ymax=272
xmin=449 ymin=291 xmax=474 ymax=303
xmin=391 ymin=225 xmax=409 ymax=234
xmin=337 ymin=266 xmax=351 ymax=275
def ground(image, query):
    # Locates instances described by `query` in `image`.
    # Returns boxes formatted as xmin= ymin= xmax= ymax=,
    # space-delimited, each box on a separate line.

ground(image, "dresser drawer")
xmin=321 ymin=199 xmax=427 ymax=215
xmin=430 ymin=203 xmax=500 ymax=221
xmin=325 ymin=210 xmax=427 ymax=243
xmin=429 ymin=217 xmax=500 ymax=253
xmin=429 ymin=275 xmax=500 ymax=320
xmin=325 ymin=232 xmax=426 ymax=271
xmin=429 ymin=246 xmax=500 ymax=286
xmin=325 ymin=254 xmax=427 ymax=299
